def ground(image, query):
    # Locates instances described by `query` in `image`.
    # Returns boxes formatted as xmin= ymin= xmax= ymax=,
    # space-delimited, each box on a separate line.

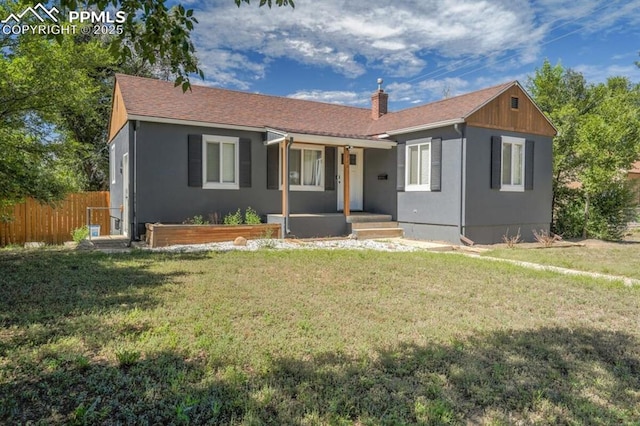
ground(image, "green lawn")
xmin=483 ymin=242 xmax=640 ymax=280
xmin=1 ymin=249 xmax=639 ymax=424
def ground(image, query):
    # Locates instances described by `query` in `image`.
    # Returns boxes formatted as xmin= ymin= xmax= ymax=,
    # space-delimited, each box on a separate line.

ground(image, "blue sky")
xmin=184 ymin=0 xmax=640 ymax=111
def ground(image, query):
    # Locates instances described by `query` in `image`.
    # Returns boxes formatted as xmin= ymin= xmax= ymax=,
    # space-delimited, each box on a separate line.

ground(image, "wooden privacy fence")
xmin=0 ymin=192 xmax=111 ymax=246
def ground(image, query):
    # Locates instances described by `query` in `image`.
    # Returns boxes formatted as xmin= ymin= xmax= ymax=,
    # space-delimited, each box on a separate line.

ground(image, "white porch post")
xmin=281 ymin=137 xmax=293 ymax=237
xmin=342 ymin=146 xmax=350 ymax=217
xmin=281 ymin=140 xmax=288 ymax=237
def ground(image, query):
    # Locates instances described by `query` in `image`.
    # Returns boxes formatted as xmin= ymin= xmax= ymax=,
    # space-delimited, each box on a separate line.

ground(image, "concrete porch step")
xmin=353 ymin=227 xmax=404 ymax=240
xmin=346 ymin=214 xmax=393 ymax=223
xmin=351 ymin=221 xmax=399 ymax=230
xmin=79 ymin=236 xmax=130 ymax=251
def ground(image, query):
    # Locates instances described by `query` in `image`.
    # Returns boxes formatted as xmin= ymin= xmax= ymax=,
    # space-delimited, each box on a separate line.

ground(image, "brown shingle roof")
xmin=115 ymin=74 xmax=516 ymax=139
xmin=368 ymin=82 xmax=514 ymax=135
xmin=116 ymin=74 xmax=373 ymax=139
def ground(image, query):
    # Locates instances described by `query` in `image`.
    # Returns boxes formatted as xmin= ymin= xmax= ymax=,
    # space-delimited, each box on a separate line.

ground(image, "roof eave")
xmin=265 ymin=130 xmax=396 ymax=149
xmin=127 ymin=115 xmax=265 ymax=133
xmin=385 ymin=118 xmax=465 ymax=136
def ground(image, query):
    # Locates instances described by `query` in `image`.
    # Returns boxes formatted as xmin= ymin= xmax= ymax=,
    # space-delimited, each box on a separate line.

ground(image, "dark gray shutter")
xmin=188 ymin=134 xmax=202 ymax=187
xmin=239 ymin=137 xmax=252 ymax=188
xmin=397 ymin=144 xmax=405 ymax=191
xmin=324 ymin=147 xmax=336 ymax=190
xmin=430 ymin=138 xmax=442 ymax=192
xmin=491 ymin=136 xmax=501 ymax=189
xmin=267 ymin=144 xmax=279 ymax=190
xmin=525 ymin=139 xmax=535 ymax=190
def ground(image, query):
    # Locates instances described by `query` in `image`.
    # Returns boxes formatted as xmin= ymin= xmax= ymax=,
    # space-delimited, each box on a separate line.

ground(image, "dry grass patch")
xmin=0 ymin=249 xmax=639 ymax=424
xmin=484 ymin=241 xmax=640 ymax=280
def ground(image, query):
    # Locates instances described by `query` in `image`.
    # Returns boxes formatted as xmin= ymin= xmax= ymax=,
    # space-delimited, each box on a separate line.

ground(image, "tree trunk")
xmin=551 ymin=170 xmax=561 ymax=232
xmin=582 ymin=193 xmax=590 ymax=239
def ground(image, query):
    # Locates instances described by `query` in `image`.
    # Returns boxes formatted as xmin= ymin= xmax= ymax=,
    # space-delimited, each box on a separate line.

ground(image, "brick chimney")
xmin=371 ymin=78 xmax=388 ymax=120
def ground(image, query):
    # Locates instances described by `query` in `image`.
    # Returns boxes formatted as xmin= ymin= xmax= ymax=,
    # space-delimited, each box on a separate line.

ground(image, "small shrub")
xmin=244 ymin=207 xmax=262 ymax=225
xmin=74 ymin=355 xmax=91 ymax=372
xmin=262 ymin=227 xmax=274 ymax=239
xmin=208 ymin=212 xmax=221 ymax=224
xmin=71 ymin=397 xmax=101 ymax=426
xmin=1 ymin=244 xmax=22 ymax=251
xmin=532 ymin=229 xmax=562 ymax=247
xmin=502 ymin=228 xmax=521 ymax=248
xmin=554 ymin=183 xmax=637 ymax=240
xmin=71 ymin=226 xmax=89 ymax=243
xmin=259 ymin=231 xmax=277 ymax=250
xmin=256 ymin=226 xmax=277 ymax=249
xmin=223 ymin=209 xmax=243 ymax=225
xmin=115 ymin=349 xmax=140 ymax=368
xmin=183 ymin=215 xmax=209 ymax=225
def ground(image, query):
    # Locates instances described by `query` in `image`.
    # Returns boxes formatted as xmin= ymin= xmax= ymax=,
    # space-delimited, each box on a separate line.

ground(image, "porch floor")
xmin=268 ymin=212 xmax=392 ymax=221
xmin=80 ymin=235 xmax=130 ymax=252
xmin=267 ymin=212 xmax=396 ymax=239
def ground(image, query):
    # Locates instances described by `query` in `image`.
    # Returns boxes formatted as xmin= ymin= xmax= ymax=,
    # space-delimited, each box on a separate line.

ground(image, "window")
xmin=510 ymin=96 xmax=519 ymax=110
xmin=405 ymin=141 xmax=431 ymax=191
xmin=281 ymin=145 xmax=324 ymax=191
xmin=340 ymin=153 xmax=357 ymax=165
xmin=202 ymin=135 xmax=239 ymax=189
xmin=501 ymin=136 xmax=525 ymax=191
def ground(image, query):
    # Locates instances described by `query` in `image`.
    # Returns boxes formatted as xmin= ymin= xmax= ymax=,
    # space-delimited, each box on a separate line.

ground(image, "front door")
xmin=122 ymin=153 xmax=129 ymax=237
xmin=337 ymin=148 xmax=363 ymax=211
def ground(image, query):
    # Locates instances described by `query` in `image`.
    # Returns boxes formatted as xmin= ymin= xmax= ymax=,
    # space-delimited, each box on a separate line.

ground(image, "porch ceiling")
xmin=265 ymin=128 xmax=396 ymax=149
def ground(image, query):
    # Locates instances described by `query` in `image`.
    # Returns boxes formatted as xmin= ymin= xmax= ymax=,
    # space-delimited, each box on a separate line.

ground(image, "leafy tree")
xmin=56 ymin=30 xmax=180 ymax=191
xmin=529 ymin=61 xmax=640 ymax=239
xmin=529 ymin=61 xmax=590 ymax=227
xmin=56 ymin=0 xmax=294 ymax=91
xmin=0 ymin=11 xmax=111 ymax=213
xmin=0 ymin=128 xmax=80 ymax=220
xmin=574 ymin=78 xmax=640 ymax=238
xmin=1 ymin=0 xmax=293 ymax=212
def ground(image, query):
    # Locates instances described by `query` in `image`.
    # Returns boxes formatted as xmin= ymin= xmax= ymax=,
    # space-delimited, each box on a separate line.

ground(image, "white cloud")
xmin=195 ymin=48 xmax=266 ymax=90
xmin=189 ymin=0 xmax=640 ymax=90
xmin=534 ymin=0 xmax=640 ymax=34
xmin=371 ymin=40 xmax=407 ymax=51
xmin=386 ymin=77 xmax=471 ymax=105
xmin=288 ymin=90 xmax=369 ymax=106
xmin=574 ymin=63 xmax=640 ymax=84
xmin=610 ymin=52 xmax=639 ymax=61
xmin=285 ymin=77 xmax=473 ymax=109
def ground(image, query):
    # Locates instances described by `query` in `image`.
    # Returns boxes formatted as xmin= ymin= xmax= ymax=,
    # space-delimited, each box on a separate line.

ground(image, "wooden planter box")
xmin=145 ymin=223 xmax=281 ymax=248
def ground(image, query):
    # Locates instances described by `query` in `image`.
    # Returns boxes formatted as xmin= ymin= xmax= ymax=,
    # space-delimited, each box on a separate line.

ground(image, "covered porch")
xmin=263 ymin=129 xmax=396 ymax=238
xmin=266 ymin=212 xmax=402 ymax=239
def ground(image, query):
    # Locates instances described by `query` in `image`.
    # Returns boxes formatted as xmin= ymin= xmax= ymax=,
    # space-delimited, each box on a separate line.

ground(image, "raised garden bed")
xmin=145 ymin=223 xmax=281 ymax=248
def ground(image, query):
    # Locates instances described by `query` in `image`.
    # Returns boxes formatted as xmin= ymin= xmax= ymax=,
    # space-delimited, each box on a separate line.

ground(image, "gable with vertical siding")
xmin=108 ymin=81 xmax=128 ymax=142
xmin=466 ymin=85 xmax=556 ymax=137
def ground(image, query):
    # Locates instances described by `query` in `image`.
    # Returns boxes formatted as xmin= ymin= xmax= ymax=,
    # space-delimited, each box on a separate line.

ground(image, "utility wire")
xmin=401 ymin=1 xmax=618 ymax=85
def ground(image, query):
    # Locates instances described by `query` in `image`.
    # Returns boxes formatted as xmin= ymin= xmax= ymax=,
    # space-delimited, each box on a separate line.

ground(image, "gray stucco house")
xmin=108 ymin=74 xmax=556 ymax=244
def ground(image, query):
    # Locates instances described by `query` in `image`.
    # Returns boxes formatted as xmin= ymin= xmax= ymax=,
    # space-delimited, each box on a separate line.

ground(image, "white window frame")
xmin=501 ymin=136 xmax=525 ymax=192
xmin=405 ymin=140 xmax=431 ymax=192
xmin=202 ymin=135 xmax=239 ymax=190
xmin=279 ymin=143 xmax=325 ymax=192
xmin=110 ymin=144 xmax=116 ymax=184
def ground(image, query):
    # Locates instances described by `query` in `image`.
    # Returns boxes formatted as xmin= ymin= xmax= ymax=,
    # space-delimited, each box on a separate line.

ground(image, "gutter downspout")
xmin=130 ymin=120 xmax=140 ymax=240
xmin=131 ymin=120 xmax=139 ymax=245
xmin=454 ymin=123 xmax=466 ymax=241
